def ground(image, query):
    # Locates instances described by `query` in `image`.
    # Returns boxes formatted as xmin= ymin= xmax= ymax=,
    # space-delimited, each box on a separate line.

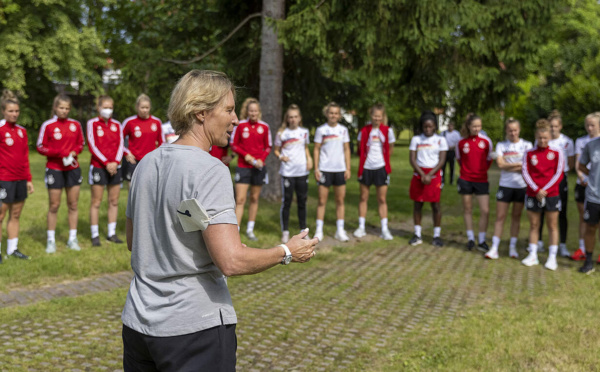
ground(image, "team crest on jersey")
xmin=284 ymin=179 xmax=290 ymax=188
xmin=0 ymin=188 xmax=6 ymax=199
xmin=463 ymin=143 xmax=470 ymax=154
xmin=242 ymin=132 xmax=250 ymax=139
xmin=478 ymin=141 xmax=486 ymax=149
xmin=243 ymin=127 xmax=249 ymax=131
xmin=17 ymin=129 xmax=23 ymax=138
xmin=497 ymin=190 xmax=504 ymax=200
xmin=151 ymin=124 xmax=157 ymax=132
xmin=70 ymin=123 xmax=77 ymax=132
xmin=97 ymin=128 xmax=104 ymax=137
xmin=134 ymin=126 xmax=142 ymax=138
xmin=531 ymin=155 xmax=538 ymax=166
xmin=53 ymin=128 xmax=62 ymax=140
xmin=584 ymin=209 xmax=590 ymax=221
xmin=110 ymin=124 xmax=118 ymax=132
xmin=93 ymin=172 xmax=101 ymax=182
xmin=5 ymin=137 xmax=13 ymax=146
xmin=547 ymin=152 xmax=555 ymax=160
xmin=257 ymin=126 xmax=264 ymax=134
xmin=527 ymin=198 xmax=534 ymax=208
xmin=47 ymin=174 xmax=55 ymax=185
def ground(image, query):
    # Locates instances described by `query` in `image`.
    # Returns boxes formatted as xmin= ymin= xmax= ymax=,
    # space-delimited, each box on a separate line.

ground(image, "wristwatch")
xmin=279 ymin=244 xmax=292 ymax=265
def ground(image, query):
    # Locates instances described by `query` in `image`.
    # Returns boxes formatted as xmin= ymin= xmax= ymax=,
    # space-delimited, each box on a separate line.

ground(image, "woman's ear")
xmin=195 ymin=111 xmax=206 ymax=123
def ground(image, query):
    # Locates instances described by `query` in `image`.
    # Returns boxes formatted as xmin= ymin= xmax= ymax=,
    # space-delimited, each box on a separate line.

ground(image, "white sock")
xmin=381 ymin=218 xmax=388 ymax=230
xmin=549 ymin=245 xmax=558 ymax=258
xmin=509 ymin=237 xmax=518 ymax=249
xmin=358 ymin=217 xmax=366 ymax=229
xmin=316 ymin=219 xmax=324 ymax=232
xmin=246 ymin=221 xmax=255 ymax=232
xmin=478 ymin=232 xmax=486 ymax=244
xmin=466 ymin=230 xmax=475 ymax=241
xmin=7 ymin=238 xmax=18 ymax=255
xmin=529 ymin=243 xmax=538 ymax=254
xmin=559 ymin=242 xmax=566 ymax=250
xmin=579 ymin=239 xmax=585 ymax=253
xmin=491 ymin=236 xmax=500 ymax=249
xmin=47 ymin=230 xmax=55 ymax=242
xmin=433 ymin=227 xmax=441 ymax=238
xmin=108 ymin=222 xmax=116 ymax=237
xmin=336 ymin=219 xmax=344 ymax=231
xmin=91 ymin=225 xmax=99 ymax=239
xmin=69 ymin=229 xmax=77 ymax=241
xmin=414 ymin=225 xmax=422 ymax=238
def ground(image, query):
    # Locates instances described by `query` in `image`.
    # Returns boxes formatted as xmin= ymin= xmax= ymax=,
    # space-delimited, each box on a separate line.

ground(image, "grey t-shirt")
xmin=580 ymin=137 xmax=600 ymax=204
xmin=122 ymin=144 xmax=238 ymax=337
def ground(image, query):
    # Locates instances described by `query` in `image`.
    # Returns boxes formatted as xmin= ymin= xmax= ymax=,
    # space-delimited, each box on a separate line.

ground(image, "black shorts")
xmin=526 ymin=195 xmax=561 ymax=212
xmin=584 ymin=201 xmax=600 ymax=225
xmin=359 ymin=167 xmax=390 ymax=187
xmin=88 ymin=166 xmax=123 ymax=186
xmin=45 ymin=168 xmax=83 ymax=189
xmin=235 ymin=167 xmax=268 ymax=186
xmin=0 ymin=180 xmax=27 ymax=204
xmin=123 ymin=159 xmax=138 ymax=182
xmin=318 ymin=171 xmax=346 ymax=187
xmin=496 ymin=186 xmax=526 ymax=203
xmin=575 ymin=184 xmax=586 ymax=203
xmin=122 ymin=324 xmax=237 ymax=372
xmin=457 ymin=178 xmax=489 ymax=195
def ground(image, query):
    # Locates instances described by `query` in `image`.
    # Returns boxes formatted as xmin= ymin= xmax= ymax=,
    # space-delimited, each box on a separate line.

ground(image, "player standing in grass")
xmin=313 ymin=102 xmax=351 ymax=242
xmin=406 ymin=111 xmax=447 ymax=246
xmin=485 ymin=118 xmax=532 ymax=259
xmin=37 ymin=94 xmax=85 ymax=253
xmin=456 ymin=113 xmax=493 ymax=251
xmin=0 ymin=90 xmax=33 ymax=262
xmin=521 ymin=119 xmax=565 ymax=271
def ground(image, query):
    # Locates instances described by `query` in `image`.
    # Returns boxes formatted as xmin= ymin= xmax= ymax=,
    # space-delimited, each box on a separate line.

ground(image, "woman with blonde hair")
xmin=230 ymin=97 xmax=272 ymax=241
xmin=0 ymin=90 xmax=34 ymax=261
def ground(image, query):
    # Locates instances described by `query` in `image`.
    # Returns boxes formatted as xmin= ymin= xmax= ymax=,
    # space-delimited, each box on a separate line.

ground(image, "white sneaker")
xmin=335 ymin=230 xmax=350 ymax=242
xmin=281 ymin=231 xmax=290 ymax=244
xmin=353 ymin=227 xmax=367 ymax=238
xmin=485 ymin=247 xmax=499 ymax=260
xmin=509 ymin=247 xmax=519 ymax=259
xmin=67 ymin=238 xmax=81 ymax=251
xmin=246 ymin=230 xmax=258 ymax=241
xmin=559 ymin=245 xmax=570 ymax=258
xmin=545 ymin=255 xmax=558 ymax=271
xmin=380 ymin=228 xmax=393 ymax=241
xmin=314 ymin=231 xmax=324 ymax=242
xmin=521 ymin=252 xmax=539 ymax=267
xmin=46 ymin=240 xmax=56 ymax=254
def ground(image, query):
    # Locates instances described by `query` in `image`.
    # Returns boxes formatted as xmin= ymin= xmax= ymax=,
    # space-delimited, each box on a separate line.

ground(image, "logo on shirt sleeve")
xmin=478 ymin=141 xmax=486 ymax=149
xmin=70 ymin=123 xmax=77 ymax=132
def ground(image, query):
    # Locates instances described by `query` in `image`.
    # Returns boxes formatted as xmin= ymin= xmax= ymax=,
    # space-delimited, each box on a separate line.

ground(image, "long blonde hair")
xmin=279 ymin=104 xmax=303 ymax=133
xmin=239 ymin=97 xmax=261 ymax=121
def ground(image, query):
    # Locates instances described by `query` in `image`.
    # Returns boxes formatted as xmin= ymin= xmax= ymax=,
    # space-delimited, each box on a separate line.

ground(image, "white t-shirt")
xmin=548 ymin=134 xmax=574 ymax=172
xmin=442 ymin=129 xmax=462 ymax=148
xmin=274 ymin=127 xmax=310 ymax=177
xmin=409 ymin=134 xmax=449 ymax=169
xmin=314 ymin=123 xmax=350 ymax=172
xmin=358 ymin=127 xmax=397 ymax=170
xmin=495 ymin=138 xmax=533 ymax=188
xmin=575 ymin=134 xmax=597 ymax=184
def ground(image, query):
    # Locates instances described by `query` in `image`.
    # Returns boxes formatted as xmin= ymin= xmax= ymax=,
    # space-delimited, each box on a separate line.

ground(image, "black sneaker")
xmin=579 ymin=261 xmax=595 ymax=275
xmin=432 ymin=237 xmax=444 ymax=247
xmin=477 ymin=241 xmax=489 ymax=253
xmin=466 ymin=240 xmax=475 ymax=251
xmin=409 ymin=235 xmax=423 ymax=246
xmin=91 ymin=236 xmax=101 ymax=247
xmin=107 ymin=235 xmax=124 ymax=244
xmin=9 ymin=249 xmax=30 ymax=260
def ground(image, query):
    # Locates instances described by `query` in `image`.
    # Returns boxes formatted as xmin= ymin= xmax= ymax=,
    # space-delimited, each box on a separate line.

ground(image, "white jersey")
xmin=575 ymin=134 xmax=598 ymax=184
xmin=161 ymin=121 xmax=178 ymax=144
xmin=274 ymin=127 xmax=310 ymax=177
xmin=548 ymin=134 xmax=574 ymax=172
xmin=314 ymin=123 xmax=350 ymax=172
xmin=495 ymin=138 xmax=533 ymax=188
xmin=442 ymin=129 xmax=462 ymax=148
xmin=358 ymin=127 xmax=396 ymax=170
xmin=409 ymin=133 xmax=448 ymax=169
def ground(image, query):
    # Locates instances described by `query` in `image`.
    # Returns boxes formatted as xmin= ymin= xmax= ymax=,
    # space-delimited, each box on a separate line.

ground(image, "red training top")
xmin=522 ymin=146 xmax=564 ymax=197
xmin=36 ymin=117 xmax=85 ymax=171
xmin=357 ymin=123 xmax=392 ymax=177
xmin=209 ymin=145 xmax=233 ymax=165
xmin=456 ymin=133 xmax=493 ymax=183
xmin=122 ymin=115 xmax=164 ymax=161
xmin=0 ymin=119 xmax=32 ymax=181
xmin=87 ymin=116 xmax=124 ymax=168
xmin=230 ymin=119 xmax=272 ymax=168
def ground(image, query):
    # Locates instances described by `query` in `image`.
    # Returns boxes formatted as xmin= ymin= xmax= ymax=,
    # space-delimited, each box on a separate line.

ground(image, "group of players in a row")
xmin=1 ymin=89 xmax=600 ymax=274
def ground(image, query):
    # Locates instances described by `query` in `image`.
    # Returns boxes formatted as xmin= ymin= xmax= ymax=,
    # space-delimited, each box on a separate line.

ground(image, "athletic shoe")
xmin=46 ymin=240 xmax=57 ymax=254
xmin=477 ymin=241 xmax=489 ymax=253
xmin=107 ymin=235 xmax=124 ymax=244
xmin=353 ymin=227 xmax=367 ymax=238
xmin=245 ymin=231 xmax=258 ymax=241
xmin=521 ymin=252 xmax=539 ymax=267
xmin=409 ymin=235 xmax=423 ymax=246
xmin=432 ymin=237 xmax=444 ymax=247
xmin=335 ymin=230 xmax=350 ymax=242
xmin=314 ymin=231 xmax=324 ymax=242
xmin=509 ymin=247 xmax=519 ymax=259
xmin=10 ymin=249 xmax=30 ymax=260
xmin=0 ymin=254 xmax=2 ymax=264
xmin=571 ymin=249 xmax=586 ymax=261
xmin=579 ymin=261 xmax=595 ymax=275
xmin=559 ymin=245 xmax=570 ymax=258
xmin=281 ymin=231 xmax=290 ymax=244
xmin=67 ymin=238 xmax=81 ymax=251
xmin=91 ymin=236 xmax=101 ymax=247
xmin=544 ymin=255 xmax=558 ymax=271
xmin=485 ymin=247 xmax=499 ymax=260
xmin=466 ymin=240 xmax=475 ymax=251
xmin=380 ymin=228 xmax=393 ymax=241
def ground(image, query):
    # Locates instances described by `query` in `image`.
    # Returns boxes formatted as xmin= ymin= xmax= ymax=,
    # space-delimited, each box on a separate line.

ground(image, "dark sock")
xmin=585 ymin=252 xmax=594 ymax=264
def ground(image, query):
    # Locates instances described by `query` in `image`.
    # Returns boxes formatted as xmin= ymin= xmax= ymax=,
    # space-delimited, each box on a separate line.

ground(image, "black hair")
xmin=419 ymin=110 xmax=437 ymax=129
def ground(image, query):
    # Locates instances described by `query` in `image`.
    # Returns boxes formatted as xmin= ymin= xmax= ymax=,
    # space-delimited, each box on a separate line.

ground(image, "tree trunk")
xmin=259 ymin=0 xmax=285 ymax=201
